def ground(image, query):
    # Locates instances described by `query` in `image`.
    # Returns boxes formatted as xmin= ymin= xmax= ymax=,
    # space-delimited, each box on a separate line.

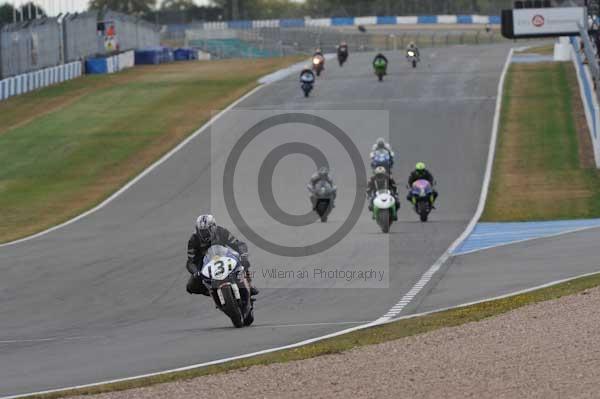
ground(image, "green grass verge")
xmin=0 ymin=57 xmax=303 ymax=243
xmin=18 ymin=271 xmax=600 ymax=399
xmin=482 ymin=61 xmax=600 ymax=221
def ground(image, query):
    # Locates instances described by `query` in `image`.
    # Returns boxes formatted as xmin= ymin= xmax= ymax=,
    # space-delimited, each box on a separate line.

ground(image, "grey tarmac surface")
xmin=414 ymin=226 xmax=600 ymax=315
xmin=0 ymin=45 xmax=510 ymax=396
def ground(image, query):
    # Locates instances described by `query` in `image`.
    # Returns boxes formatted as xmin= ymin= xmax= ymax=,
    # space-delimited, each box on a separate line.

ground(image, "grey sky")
xmin=0 ymin=0 xmax=212 ymax=15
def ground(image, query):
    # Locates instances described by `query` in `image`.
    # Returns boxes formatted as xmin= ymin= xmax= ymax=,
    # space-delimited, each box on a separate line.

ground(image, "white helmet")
xmin=196 ymin=214 xmax=216 ymax=243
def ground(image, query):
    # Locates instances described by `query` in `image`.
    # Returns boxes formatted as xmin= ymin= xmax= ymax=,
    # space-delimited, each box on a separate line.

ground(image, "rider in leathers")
xmin=406 ymin=162 xmax=438 ymax=204
xmin=370 ymin=138 xmax=395 ymax=169
xmin=367 ymin=166 xmax=400 ymax=217
xmin=186 ymin=214 xmax=259 ymax=296
xmin=307 ymin=167 xmax=336 ymax=209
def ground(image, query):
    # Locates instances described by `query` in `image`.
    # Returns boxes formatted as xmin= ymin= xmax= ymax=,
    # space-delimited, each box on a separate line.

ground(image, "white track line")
xmin=0 ymin=85 xmax=265 ymax=249
xmin=5 ymin=267 xmax=599 ymax=399
xmin=376 ymin=48 xmax=514 ymax=323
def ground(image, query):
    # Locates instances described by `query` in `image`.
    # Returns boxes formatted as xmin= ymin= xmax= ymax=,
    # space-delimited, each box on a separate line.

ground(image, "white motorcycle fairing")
xmin=373 ymin=190 xmax=396 ymax=210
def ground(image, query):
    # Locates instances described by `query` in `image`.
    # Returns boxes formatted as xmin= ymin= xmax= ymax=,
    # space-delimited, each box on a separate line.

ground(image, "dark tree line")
xmin=0 ymin=3 xmax=47 ymax=25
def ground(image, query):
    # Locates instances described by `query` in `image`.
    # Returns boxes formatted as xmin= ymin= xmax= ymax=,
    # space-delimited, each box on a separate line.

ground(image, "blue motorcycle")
xmin=370 ymin=150 xmax=393 ymax=171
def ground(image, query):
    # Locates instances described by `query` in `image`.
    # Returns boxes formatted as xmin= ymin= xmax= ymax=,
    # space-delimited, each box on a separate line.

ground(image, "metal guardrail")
xmin=578 ymin=23 xmax=600 ymax=91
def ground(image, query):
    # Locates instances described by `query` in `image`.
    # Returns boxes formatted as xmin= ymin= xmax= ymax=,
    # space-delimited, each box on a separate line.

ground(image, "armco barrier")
xmin=0 ymin=61 xmax=82 ymax=101
xmin=570 ymin=37 xmax=600 ymax=167
xmin=197 ymin=14 xmax=498 ymax=30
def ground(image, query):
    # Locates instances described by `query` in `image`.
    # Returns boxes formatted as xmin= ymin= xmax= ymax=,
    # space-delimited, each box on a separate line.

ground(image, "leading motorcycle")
xmin=407 ymin=179 xmax=435 ymax=222
xmin=199 ymin=245 xmax=254 ymax=328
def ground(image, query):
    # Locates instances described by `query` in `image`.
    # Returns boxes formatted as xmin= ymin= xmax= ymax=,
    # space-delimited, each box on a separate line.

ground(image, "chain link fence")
xmin=0 ymin=18 xmax=62 ymax=79
xmin=63 ymin=12 xmax=101 ymax=63
xmin=186 ymin=26 xmax=503 ymax=59
xmin=0 ymin=10 xmax=160 ymax=79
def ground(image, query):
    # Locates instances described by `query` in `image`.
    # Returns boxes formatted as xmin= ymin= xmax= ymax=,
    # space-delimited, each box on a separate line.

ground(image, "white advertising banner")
xmin=513 ymin=7 xmax=585 ymax=36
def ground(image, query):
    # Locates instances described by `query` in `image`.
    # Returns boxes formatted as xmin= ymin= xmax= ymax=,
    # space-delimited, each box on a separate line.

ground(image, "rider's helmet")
xmin=408 ymin=41 xmax=416 ymax=48
xmin=415 ymin=162 xmax=426 ymax=171
xmin=376 ymin=138 xmax=386 ymax=149
xmin=196 ymin=214 xmax=217 ymax=243
xmin=315 ymin=47 xmax=322 ymax=54
xmin=341 ymin=41 xmax=347 ymax=47
xmin=374 ymin=166 xmax=387 ymax=176
xmin=318 ymin=166 xmax=329 ymax=178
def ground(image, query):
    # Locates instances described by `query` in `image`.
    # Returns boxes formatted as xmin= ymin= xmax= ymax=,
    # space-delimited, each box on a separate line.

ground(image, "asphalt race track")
xmin=0 ymin=44 xmax=540 ymax=396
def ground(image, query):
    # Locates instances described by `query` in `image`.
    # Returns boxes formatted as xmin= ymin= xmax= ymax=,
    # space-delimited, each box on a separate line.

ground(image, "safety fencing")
xmin=63 ymin=12 xmax=102 ymax=63
xmin=199 ymin=14 xmax=500 ymax=30
xmin=0 ymin=18 xmax=62 ymax=79
xmin=0 ymin=10 xmax=159 ymax=79
xmin=570 ymin=36 xmax=600 ymax=167
xmin=187 ymin=26 xmax=501 ymax=59
xmin=0 ymin=61 xmax=82 ymax=101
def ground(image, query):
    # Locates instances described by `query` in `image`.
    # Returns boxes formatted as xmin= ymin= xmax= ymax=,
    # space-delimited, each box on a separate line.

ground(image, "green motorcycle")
xmin=373 ymin=58 xmax=387 ymax=81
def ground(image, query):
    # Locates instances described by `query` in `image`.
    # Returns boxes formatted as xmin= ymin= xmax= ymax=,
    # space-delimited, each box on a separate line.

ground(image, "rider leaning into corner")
xmin=186 ymin=214 xmax=259 ymax=297
xmin=407 ymin=162 xmax=438 ymax=203
xmin=307 ymin=166 xmax=337 ymax=208
xmin=367 ymin=166 xmax=400 ymax=216
xmin=370 ymin=137 xmax=395 ymax=167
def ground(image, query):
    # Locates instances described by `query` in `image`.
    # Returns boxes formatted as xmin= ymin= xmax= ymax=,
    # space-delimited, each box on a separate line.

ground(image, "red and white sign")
xmin=531 ymin=15 xmax=544 ymax=28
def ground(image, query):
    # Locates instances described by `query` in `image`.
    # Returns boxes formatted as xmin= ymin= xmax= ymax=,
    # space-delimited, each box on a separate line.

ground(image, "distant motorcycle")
xmin=312 ymin=54 xmax=325 ymax=76
xmin=406 ymin=50 xmax=419 ymax=68
xmin=308 ymin=180 xmax=336 ymax=222
xmin=407 ymin=179 xmax=434 ymax=222
xmin=370 ymin=149 xmax=392 ymax=172
xmin=372 ymin=189 xmax=396 ymax=233
xmin=199 ymin=245 xmax=254 ymax=328
xmin=373 ymin=58 xmax=387 ymax=81
xmin=337 ymin=48 xmax=348 ymax=66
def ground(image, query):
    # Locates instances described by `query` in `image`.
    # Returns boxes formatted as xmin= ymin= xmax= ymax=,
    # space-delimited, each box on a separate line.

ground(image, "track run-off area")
xmin=4 ymin=44 xmax=600 ymax=397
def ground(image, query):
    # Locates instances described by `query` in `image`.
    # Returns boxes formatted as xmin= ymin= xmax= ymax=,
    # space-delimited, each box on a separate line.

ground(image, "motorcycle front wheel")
xmin=221 ymin=287 xmax=244 ymax=328
xmin=378 ymin=209 xmax=390 ymax=233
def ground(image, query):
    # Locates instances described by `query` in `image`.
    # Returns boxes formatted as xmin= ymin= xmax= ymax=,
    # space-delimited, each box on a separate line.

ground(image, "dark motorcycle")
xmin=408 ymin=179 xmax=435 ymax=222
xmin=337 ymin=48 xmax=348 ymax=66
xmin=199 ymin=245 xmax=254 ymax=328
xmin=300 ymin=70 xmax=315 ymax=98
xmin=308 ymin=180 xmax=336 ymax=222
